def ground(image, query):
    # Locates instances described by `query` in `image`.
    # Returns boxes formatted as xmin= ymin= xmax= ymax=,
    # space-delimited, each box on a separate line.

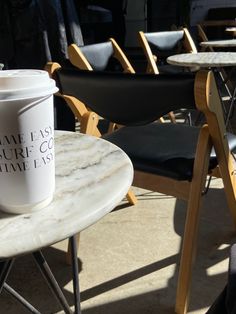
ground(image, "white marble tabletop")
xmin=0 ymin=131 xmax=133 ymax=259
xmin=200 ymin=39 xmax=236 ymax=47
xmin=167 ymin=52 xmax=236 ymax=67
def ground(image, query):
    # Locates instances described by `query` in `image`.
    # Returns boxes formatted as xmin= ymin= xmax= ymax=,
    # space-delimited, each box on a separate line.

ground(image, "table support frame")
xmin=0 ymin=235 xmax=81 ymax=314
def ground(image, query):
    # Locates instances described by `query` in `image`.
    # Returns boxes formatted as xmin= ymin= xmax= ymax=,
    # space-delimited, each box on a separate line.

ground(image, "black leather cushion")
xmin=103 ymin=123 xmax=236 ymax=181
xmin=145 ymin=31 xmax=184 ymax=51
xmin=146 ymin=30 xmax=184 ymax=61
xmin=56 ymin=69 xmax=196 ymax=126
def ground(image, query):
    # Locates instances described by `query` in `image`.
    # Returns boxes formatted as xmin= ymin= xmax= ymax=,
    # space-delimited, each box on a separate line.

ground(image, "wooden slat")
xmin=133 ymin=170 xmax=190 ymax=201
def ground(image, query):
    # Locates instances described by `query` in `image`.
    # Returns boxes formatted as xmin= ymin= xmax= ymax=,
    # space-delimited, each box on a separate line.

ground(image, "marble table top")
xmin=167 ymin=52 xmax=236 ymax=67
xmin=226 ymin=27 xmax=236 ymax=34
xmin=0 ymin=131 xmax=133 ymax=259
xmin=200 ymin=39 xmax=236 ymax=47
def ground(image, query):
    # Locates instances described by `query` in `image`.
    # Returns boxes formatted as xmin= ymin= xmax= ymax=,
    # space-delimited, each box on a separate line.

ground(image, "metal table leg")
xmin=0 ymin=259 xmax=41 ymax=313
xmin=69 ymin=236 xmax=81 ymax=314
xmin=0 ymin=259 xmax=14 ymax=293
xmin=33 ymin=251 xmax=73 ymax=314
xmin=226 ymin=85 xmax=236 ymax=128
xmin=0 ymin=240 xmax=81 ymax=314
xmin=3 ymin=283 xmax=41 ymax=314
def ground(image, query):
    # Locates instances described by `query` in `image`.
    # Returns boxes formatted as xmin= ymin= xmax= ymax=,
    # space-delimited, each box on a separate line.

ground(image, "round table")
xmin=0 ymin=130 xmax=133 ymax=313
xmin=0 ymin=130 xmax=133 ymax=258
xmin=167 ymin=52 xmax=236 ymax=68
xmin=200 ymin=39 xmax=236 ymax=49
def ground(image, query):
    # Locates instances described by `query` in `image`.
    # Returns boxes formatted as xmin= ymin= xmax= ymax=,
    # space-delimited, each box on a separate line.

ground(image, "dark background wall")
xmin=147 ymin=0 xmax=184 ymax=31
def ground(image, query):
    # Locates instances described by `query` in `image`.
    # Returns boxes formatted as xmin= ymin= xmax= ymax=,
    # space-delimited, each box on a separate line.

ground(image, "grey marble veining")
xmin=167 ymin=52 xmax=236 ymax=67
xmin=0 ymin=131 xmax=133 ymax=259
xmin=200 ymin=39 xmax=236 ymax=47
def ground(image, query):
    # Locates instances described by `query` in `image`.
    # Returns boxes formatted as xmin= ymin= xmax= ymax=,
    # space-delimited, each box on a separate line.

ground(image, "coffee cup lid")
xmin=0 ymin=69 xmax=58 ymax=100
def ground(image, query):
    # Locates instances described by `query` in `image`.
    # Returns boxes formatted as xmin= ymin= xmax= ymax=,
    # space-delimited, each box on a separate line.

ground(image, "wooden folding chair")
xmin=48 ymin=63 xmax=236 ymax=314
xmin=138 ymin=28 xmax=197 ymax=75
xmin=138 ymin=28 xmax=197 ymax=124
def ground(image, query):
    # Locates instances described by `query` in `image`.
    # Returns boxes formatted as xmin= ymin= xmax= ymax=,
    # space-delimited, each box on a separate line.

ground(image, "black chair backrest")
xmin=54 ymin=68 xmax=196 ymax=126
xmin=145 ymin=30 xmax=184 ymax=51
xmin=145 ymin=30 xmax=185 ymax=60
xmin=80 ymin=42 xmax=114 ymax=71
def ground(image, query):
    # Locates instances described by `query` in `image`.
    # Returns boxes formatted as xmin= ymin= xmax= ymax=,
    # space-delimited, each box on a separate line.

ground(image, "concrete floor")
xmin=1 ymin=177 xmax=236 ymax=313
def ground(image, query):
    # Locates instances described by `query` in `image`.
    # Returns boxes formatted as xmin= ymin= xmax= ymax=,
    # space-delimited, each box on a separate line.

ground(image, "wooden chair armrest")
xmin=110 ymin=38 xmax=135 ymax=74
xmin=68 ymin=44 xmax=93 ymax=71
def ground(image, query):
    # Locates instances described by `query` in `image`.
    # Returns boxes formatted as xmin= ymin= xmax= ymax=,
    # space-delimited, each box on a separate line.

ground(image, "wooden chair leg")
xmin=66 ymin=233 xmax=80 ymax=265
xmin=108 ymin=122 xmax=117 ymax=133
xmin=126 ymin=188 xmax=138 ymax=205
xmin=168 ymin=111 xmax=176 ymax=123
xmin=175 ymin=125 xmax=212 ymax=314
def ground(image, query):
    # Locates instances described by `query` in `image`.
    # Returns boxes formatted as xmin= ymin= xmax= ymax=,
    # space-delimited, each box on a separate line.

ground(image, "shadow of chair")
xmin=48 ymin=63 xmax=236 ymax=314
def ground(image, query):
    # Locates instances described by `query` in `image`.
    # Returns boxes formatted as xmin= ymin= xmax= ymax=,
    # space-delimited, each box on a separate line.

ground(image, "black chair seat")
xmin=103 ymin=123 xmax=236 ymax=181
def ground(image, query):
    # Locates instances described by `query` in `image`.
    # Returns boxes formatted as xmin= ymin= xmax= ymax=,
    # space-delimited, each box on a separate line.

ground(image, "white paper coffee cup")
xmin=0 ymin=69 xmax=58 ymax=214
